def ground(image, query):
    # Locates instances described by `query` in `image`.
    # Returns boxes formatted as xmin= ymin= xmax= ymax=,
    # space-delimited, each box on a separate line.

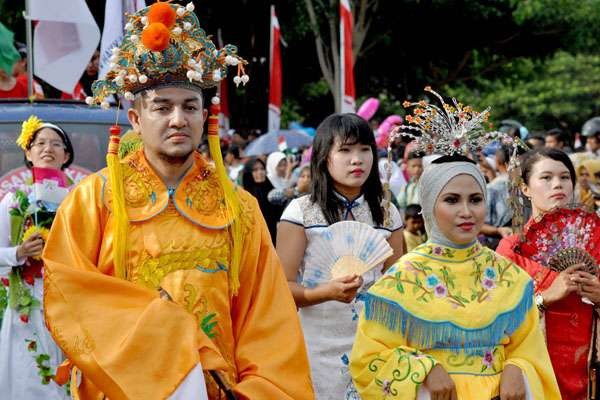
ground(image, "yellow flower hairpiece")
xmin=17 ymin=115 xmax=44 ymax=150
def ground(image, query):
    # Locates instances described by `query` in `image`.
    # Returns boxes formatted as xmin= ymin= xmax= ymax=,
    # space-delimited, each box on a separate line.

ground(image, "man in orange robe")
xmin=42 ymin=3 xmax=313 ymax=399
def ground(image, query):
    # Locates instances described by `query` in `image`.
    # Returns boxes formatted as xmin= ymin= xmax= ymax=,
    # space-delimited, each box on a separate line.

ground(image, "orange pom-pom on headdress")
xmin=141 ymin=23 xmax=171 ymax=52
xmin=147 ymin=2 xmax=176 ymax=28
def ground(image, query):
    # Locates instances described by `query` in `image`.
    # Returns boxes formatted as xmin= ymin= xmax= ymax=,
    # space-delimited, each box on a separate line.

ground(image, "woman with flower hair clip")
xmin=497 ymin=147 xmax=600 ymax=399
xmin=349 ymin=88 xmax=560 ymax=400
xmin=0 ymin=115 xmax=73 ymax=399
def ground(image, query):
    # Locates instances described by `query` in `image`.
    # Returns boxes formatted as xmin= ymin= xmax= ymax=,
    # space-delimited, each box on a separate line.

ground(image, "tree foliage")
xmin=292 ymin=0 xmax=600 ymax=131
xmin=446 ymin=52 xmax=600 ymax=131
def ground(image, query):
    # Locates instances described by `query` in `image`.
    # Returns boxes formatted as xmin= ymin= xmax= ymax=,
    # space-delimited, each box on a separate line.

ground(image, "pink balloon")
xmin=356 ymin=98 xmax=380 ymax=121
xmin=376 ymin=115 xmax=403 ymax=149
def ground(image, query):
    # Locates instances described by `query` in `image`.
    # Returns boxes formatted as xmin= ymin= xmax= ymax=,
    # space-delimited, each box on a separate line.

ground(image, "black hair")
xmin=521 ymin=148 xmax=576 ymax=187
xmin=432 ymin=154 xmax=476 ymax=165
xmin=405 ymin=204 xmax=422 ymax=220
xmin=545 ymin=128 xmax=570 ymax=147
xmin=24 ymin=124 xmax=74 ymax=170
xmin=407 ymin=150 xmax=425 ymax=161
xmin=241 ymin=158 xmax=269 ymax=190
xmin=310 ymin=113 xmax=384 ymax=226
xmin=495 ymin=145 xmax=511 ymax=166
xmin=298 ymin=164 xmax=311 ymax=175
xmin=227 ymin=144 xmax=240 ymax=160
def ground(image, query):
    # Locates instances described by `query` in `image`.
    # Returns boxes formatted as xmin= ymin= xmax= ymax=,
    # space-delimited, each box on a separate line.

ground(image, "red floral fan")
xmin=519 ymin=207 xmax=600 ymax=274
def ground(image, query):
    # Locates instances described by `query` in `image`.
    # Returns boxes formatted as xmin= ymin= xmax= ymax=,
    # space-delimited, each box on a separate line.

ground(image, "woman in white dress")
xmin=277 ymin=113 xmax=405 ymax=399
xmin=0 ymin=116 xmax=73 ymax=399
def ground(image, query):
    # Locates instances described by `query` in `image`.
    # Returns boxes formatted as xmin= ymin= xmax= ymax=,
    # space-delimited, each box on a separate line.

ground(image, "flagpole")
xmin=32 ymin=169 xmax=38 ymax=227
xmin=339 ymin=1 xmax=344 ymax=113
xmin=269 ymin=5 xmax=274 ymax=88
xmin=268 ymin=5 xmax=274 ymax=133
xmin=268 ymin=5 xmax=282 ymax=133
xmin=24 ymin=0 xmax=33 ymax=99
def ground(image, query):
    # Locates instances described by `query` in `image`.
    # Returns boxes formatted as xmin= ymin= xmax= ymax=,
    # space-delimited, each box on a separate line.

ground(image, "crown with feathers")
xmin=383 ymin=87 xmax=529 ymax=236
xmin=87 ymin=1 xmax=248 ymax=108
xmin=390 ymin=86 xmax=520 ymax=156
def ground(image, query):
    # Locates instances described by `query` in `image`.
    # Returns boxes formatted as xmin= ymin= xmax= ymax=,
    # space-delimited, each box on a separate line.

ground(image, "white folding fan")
xmin=311 ymin=220 xmax=393 ymax=280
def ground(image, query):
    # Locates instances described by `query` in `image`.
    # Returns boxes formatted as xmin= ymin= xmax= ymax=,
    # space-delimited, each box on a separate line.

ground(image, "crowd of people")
xmin=1 ymin=3 xmax=600 ymax=400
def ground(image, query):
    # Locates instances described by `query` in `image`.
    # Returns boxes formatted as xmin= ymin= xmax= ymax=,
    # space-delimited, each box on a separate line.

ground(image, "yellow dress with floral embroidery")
xmin=349 ymin=242 xmax=560 ymax=400
xmin=42 ymin=149 xmax=314 ymax=400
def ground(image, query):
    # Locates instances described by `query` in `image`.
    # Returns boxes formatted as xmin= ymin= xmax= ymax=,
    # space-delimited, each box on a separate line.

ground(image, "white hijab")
xmin=266 ymin=152 xmax=290 ymax=190
xmin=378 ymin=159 xmax=407 ymax=198
xmin=418 ymin=160 xmax=487 ymax=247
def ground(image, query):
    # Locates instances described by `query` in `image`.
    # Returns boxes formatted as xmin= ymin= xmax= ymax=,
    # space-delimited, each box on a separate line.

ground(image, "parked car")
xmin=0 ymin=99 xmax=131 ymax=198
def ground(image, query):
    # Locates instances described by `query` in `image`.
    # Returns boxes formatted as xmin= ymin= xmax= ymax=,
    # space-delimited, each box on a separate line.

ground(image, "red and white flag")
xmin=29 ymin=0 xmax=100 ymax=93
xmin=99 ymin=0 xmax=146 ymax=79
xmin=278 ymin=135 xmax=288 ymax=152
xmin=32 ymin=167 xmax=69 ymax=205
xmin=339 ymin=0 xmax=356 ymax=113
xmin=61 ymin=81 xmax=86 ymax=100
xmin=268 ymin=5 xmax=282 ymax=133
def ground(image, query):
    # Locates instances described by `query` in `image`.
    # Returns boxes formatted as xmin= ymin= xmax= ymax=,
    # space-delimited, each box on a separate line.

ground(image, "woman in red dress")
xmin=497 ymin=148 xmax=600 ymax=399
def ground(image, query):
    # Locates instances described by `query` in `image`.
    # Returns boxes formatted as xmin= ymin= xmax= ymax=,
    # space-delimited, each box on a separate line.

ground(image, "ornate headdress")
xmin=86 ymin=1 xmax=248 ymax=108
xmin=90 ymin=2 xmax=247 ymax=294
xmin=394 ymin=86 xmax=510 ymax=156
xmin=383 ymin=87 xmax=528 ymax=235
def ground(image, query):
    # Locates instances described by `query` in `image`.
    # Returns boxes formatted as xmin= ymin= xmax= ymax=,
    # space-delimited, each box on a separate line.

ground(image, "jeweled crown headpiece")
xmin=392 ymin=86 xmax=512 ymax=157
xmin=382 ymin=87 xmax=528 ymax=235
xmin=87 ymin=1 xmax=248 ymax=108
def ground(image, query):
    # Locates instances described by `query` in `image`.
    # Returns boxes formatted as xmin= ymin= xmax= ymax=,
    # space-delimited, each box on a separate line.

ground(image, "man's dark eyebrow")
xmin=150 ymin=97 xmax=170 ymax=104
xmin=150 ymin=97 xmax=201 ymax=104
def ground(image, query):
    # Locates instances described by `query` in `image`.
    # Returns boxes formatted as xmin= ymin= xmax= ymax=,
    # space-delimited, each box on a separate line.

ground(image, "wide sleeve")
xmin=0 ymin=193 xmax=22 ymax=267
xmin=229 ymin=194 xmax=314 ymax=399
xmin=503 ymin=305 xmax=561 ymax=399
xmin=43 ymin=175 xmax=223 ymax=400
xmin=497 ymin=235 xmax=558 ymax=292
xmin=350 ymin=312 xmax=437 ymax=399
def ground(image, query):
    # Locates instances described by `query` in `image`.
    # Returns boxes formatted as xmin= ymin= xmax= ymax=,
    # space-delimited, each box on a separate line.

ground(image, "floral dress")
xmin=280 ymin=193 xmax=403 ymax=399
xmin=0 ymin=186 xmax=69 ymax=399
xmin=350 ymin=241 xmax=561 ymax=399
xmin=497 ymin=215 xmax=598 ymax=400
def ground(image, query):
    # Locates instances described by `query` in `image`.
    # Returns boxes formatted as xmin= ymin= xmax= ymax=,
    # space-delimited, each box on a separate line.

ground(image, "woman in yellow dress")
xmin=349 ymin=88 xmax=560 ymax=400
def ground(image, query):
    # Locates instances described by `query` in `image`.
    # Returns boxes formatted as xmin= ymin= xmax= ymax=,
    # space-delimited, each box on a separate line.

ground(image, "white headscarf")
xmin=378 ymin=159 xmax=407 ymax=198
xmin=418 ymin=160 xmax=487 ymax=247
xmin=266 ymin=152 xmax=290 ymax=190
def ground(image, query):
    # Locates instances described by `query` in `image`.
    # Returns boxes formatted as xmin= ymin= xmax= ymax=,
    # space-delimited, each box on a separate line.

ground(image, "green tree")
xmin=445 ymin=52 xmax=600 ymax=131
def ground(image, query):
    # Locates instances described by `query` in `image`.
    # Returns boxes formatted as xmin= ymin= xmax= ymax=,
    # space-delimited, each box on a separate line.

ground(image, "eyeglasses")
xmin=30 ymin=140 xmax=66 ymax=150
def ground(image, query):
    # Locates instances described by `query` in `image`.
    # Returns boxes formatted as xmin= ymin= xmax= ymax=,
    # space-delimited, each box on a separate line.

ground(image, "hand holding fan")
xmin=311 ymin=221 xmax=393 ymax=280
xmin=519 ymin=207 xmax=600 ymax=303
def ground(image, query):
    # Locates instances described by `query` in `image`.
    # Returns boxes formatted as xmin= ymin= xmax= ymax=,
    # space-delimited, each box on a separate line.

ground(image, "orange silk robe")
xmin=42 ymin=150 xmax=314 ymax=400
